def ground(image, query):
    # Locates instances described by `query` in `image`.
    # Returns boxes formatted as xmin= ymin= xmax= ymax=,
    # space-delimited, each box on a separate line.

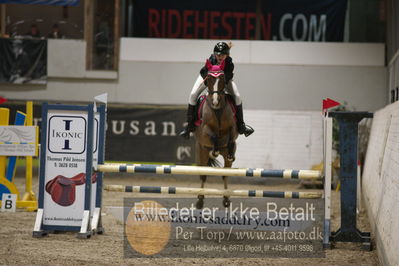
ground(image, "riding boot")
xmin=236 ymin=104 xmax=254 ymax=137
xmin=179 ymin=104 xmax=196 ymax=139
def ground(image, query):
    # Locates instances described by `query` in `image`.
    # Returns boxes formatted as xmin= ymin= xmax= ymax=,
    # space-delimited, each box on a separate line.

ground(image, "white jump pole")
xmin=104 ymin=185 xmax=323 ymax=199
xmin=323 ymin=114 xmax=333 ymax=248
xmin=96 ymin=164 xmax=322 ymax=179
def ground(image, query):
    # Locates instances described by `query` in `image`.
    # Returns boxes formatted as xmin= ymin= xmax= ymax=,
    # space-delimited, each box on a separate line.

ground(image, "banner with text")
xmin=131 ymin=0 xmax=347 ymax=42
xmin=106 ymin=106 xmax=195 ymax=164
xmin=123 ymin=198 xmax=325 ymax=258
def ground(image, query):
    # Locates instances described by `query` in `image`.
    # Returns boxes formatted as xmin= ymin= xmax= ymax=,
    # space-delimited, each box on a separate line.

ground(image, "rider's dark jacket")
xmin=200 ymin=54 xmax=234 ymax=84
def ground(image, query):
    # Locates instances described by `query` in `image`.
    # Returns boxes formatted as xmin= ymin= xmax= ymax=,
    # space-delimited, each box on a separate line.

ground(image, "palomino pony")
xmin=195 ymin=59 xmax=238 ymax=209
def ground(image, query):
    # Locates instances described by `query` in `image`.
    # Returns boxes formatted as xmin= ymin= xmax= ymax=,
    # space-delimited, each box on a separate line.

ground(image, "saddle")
xmin=45 ymin=173 xmax=97 ymax=207
xmin=194 ymin=94 xmax=237 ymax=126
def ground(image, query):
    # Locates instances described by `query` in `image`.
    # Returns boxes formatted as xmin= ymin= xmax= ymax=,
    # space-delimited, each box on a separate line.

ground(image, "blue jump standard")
xmin=328 ymin=111 xmax=372 ymax=250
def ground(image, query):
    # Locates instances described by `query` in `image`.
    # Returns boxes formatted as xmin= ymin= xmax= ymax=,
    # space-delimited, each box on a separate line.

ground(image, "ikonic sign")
xmin=33 ymin=103 xmax=104 ymax=237
xmin=43 ymin=110 xmax=90 ymax=228
xmin=48 ymin=116 xmax=87 ymax=154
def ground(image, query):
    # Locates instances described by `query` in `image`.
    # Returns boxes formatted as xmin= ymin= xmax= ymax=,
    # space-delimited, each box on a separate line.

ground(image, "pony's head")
xmin=206 ymin=59 xmax=225 ymax=77
xmin=205 ymin=59 xmax=225 ymax=108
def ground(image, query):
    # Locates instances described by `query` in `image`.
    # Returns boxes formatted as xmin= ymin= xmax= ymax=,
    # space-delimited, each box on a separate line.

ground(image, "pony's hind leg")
xmin=196 ymin=175 xmax=206 ymax=209
xmin=222 ymin=176 xmax=230 ymax=208
xmin=222 ymin=153 xmax=233 ymax=208
xmin=196 ymin=145 xmax=209 ymax=209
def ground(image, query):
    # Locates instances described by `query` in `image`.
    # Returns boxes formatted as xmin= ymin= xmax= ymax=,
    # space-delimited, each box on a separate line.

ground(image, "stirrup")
xmin=179 ymin=124 xmax=195 ymax=139
xmin=243 ymin=125 xmax=254 ymax=137
xmin=179 ymin=129 xmax=191 ymax=139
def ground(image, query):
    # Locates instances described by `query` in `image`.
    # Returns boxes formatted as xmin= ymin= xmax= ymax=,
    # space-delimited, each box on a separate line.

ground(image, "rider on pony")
xmin=180 ymin=41 xmax=254 ymax=138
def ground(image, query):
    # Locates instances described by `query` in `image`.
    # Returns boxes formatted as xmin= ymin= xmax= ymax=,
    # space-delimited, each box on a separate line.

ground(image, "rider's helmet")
xmin=213 ymin=42 xmax=230 ymax=55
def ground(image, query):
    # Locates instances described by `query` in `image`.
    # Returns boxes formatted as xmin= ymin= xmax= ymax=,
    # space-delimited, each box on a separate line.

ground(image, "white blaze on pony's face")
xmin=213 ymin=78 xmax=220 ymax=105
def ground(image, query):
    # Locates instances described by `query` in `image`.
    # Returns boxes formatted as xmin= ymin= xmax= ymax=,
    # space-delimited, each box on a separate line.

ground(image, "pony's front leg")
xmin=210 ymin=135 xmax=220 ymax=159
xmin=227 ymin=127 xmax=237 ymax=162
xmin=227 ymin=140 xmax=236 ymax=162
xmin=204 ymin=125 xmax=219 ymax=158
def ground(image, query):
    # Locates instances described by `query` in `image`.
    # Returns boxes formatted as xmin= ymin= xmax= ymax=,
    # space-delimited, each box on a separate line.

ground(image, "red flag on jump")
xmin=323 ymin=98 xmax=340 ymax=111
xmin=0 ymin=96 xmax=7 ymax=104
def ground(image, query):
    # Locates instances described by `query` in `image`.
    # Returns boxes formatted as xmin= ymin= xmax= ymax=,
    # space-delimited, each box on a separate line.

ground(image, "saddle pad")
xmin=194 ymin=95 xmax=207 ymax=126
xmin=194 ymin=95 xmax=236 ymax=126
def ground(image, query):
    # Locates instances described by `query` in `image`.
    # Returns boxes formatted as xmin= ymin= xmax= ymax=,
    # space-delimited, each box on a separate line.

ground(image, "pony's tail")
xmin=208 ymin=157 xmax=221 ymax=167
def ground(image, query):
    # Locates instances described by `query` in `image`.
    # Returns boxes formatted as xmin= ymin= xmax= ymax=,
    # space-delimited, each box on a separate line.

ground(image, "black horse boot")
xmin=236 ymin=104 xmax=254 ymax=137
xmin=179 ymin=104 xmax=196 ymax=139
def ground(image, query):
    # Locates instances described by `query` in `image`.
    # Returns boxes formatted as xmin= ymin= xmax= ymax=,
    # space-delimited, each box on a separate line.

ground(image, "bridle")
xmin=206 ymin=71 xmax=225 ymax=95
xmin=205 ymin=71 xmax=226 ymax=112
xmin=203 ymin=58 xmax=227 ymax=109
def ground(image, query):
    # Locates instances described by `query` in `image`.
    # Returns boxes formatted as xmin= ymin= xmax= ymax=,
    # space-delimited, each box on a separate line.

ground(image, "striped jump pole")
xmin=96 ymin=164 xmax=322 ymax=179
xmin=104 ymin=185 xmax=323 ymax=199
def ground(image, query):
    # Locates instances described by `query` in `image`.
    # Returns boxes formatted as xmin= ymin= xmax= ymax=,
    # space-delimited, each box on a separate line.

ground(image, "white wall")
xmin=362 ymin=101 xmax=399 ymax=266
xmin=234 ymin=109 xmax=323 ymax=170
xmin=118 ymin=38 xmax=386 ymax=111
xmin=121 ymin=38 xmax=384 ymax=66
xmin=47 ymin=39 xmax=86 ymax=78
xmin=117 ymin=60 xmax=386 ymax=111
xmin=0 ymin=38 xmax=387 ymax=112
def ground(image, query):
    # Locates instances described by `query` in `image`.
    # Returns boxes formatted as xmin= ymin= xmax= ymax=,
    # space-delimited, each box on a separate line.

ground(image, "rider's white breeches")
xmin=188 ymin=75 xmax=242 ymax=106
xmin=225 ymin=80 xmax=242 ymax=105
xmin=189 ymin=75 xmax=207 ymax=105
